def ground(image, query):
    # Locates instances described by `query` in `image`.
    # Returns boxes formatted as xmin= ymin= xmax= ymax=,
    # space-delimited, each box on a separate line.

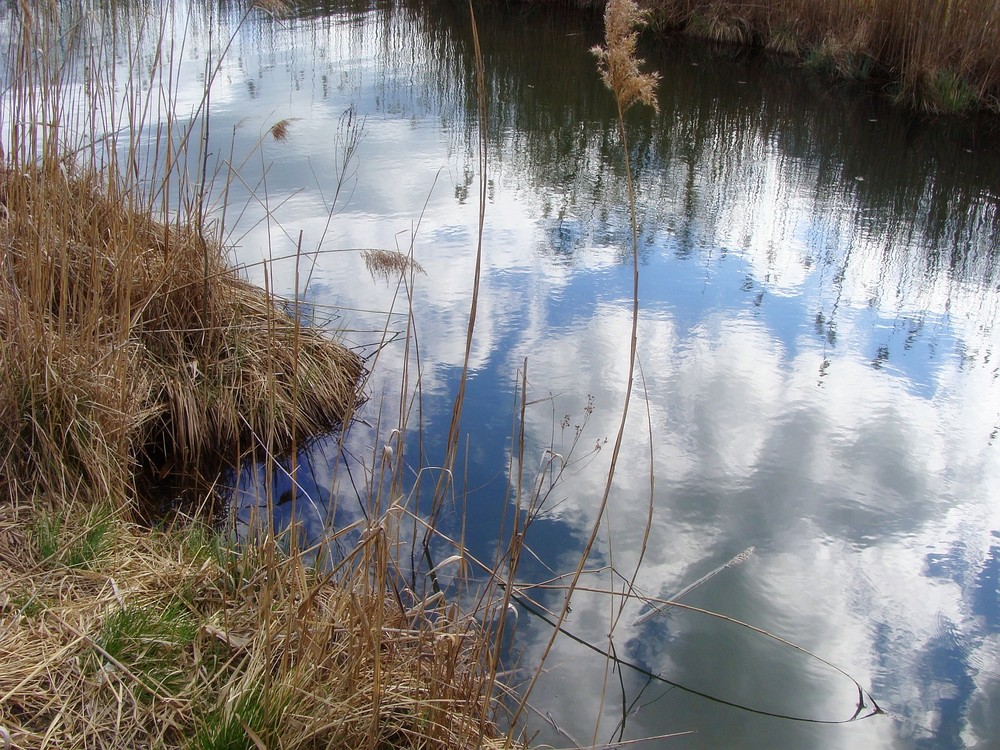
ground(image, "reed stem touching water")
xmin=0 ymin=4 xmax=515 ymax=748
xmin=511 ymin=0 xmax=660 ymax=735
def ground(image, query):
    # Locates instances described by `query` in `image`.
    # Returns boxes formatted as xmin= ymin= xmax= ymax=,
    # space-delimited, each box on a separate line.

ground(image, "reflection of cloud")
xmin=503 ymin=300 xmax=999 ymax=746
xmin=966 ymin=671 xmax=1000 ymax=748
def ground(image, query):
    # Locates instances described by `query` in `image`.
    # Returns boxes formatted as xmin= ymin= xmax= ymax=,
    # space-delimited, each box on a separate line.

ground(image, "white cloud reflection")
xmin=206 ymin=10 xmax=1000 ymax=745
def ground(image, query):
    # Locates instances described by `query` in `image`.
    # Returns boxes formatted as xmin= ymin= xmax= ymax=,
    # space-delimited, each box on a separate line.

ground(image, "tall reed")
xmin=0 ymin=1 xmax=362 ymax=515
xmin=508 ymin=0 xmax=660 ymax=739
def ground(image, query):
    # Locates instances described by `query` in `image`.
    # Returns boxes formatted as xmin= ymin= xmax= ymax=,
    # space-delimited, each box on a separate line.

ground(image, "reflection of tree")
xmin=393 ymin=2 xmax=1000 ymax=316
xmin=33 ymin=0 xmax=1000 ymax=313
xmin=97 ymin=0 xmax=998 ymax=315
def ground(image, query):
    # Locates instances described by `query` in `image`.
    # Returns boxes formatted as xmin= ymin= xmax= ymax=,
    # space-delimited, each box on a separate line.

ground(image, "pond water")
xmin=10 ymin=0 xmax=1000 ymax=747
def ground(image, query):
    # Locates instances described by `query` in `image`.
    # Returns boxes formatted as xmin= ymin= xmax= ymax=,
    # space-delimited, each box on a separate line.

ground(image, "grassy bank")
xmin=0 ymin=162 xmax=363 ymax=515
xmin=0 ymin=160 xmax=514 ymax=747
xmin=0 ymin=502 xmax=512 ymax=749
xmin=563 ymin=0 xmax=1000 ymax=114
xmin=0 ymin=2 xmax=519 ymax=748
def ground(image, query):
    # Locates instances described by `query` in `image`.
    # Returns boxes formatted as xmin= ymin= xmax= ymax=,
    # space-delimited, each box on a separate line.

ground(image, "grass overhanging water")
xmin=0 ymin=1 xmax=517 ymax=747
xmin=551 ymin=0 xmax=1000 ymax=114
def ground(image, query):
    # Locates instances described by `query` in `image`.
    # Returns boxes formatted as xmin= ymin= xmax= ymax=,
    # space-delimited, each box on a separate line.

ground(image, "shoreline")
xmin=0 ymin=1 xmax=519 ymax=745
xmin=518 ymin=0 xmax=1000 ymax=116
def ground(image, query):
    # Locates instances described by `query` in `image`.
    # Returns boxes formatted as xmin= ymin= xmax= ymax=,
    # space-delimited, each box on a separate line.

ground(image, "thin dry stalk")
xmin=422 ymin=0 xmax=490 ymax=553
xmin=512 ymin=0 xmax=659 ymax=734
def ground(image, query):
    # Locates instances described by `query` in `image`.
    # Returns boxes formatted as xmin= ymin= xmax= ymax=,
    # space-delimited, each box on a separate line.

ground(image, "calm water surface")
xmin=14 ymin=0 xmax=1000 ymax=746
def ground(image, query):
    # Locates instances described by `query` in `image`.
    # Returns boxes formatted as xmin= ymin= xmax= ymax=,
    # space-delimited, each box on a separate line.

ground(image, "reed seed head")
xmin=268 ymin=117 xmax=300 ymax=142
xmin=592 ymin=0 xmax=661 ymax=115
xmin=253 ymin=0 xmax=291 ymax=18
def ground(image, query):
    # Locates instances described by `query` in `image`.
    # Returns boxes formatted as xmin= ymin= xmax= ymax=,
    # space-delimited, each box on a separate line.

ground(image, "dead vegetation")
xmin=0 ymin=501 xmax=512 ymax=749
xmin=636 ymin=0 xmax=1000 ymax=113
xmin=0 ymin=2 xmax=520 ymax=748
xmin=0 ymin=162 xmax=363 ymax=513
xmin=362 ymin=248 xmax=426 ymax=283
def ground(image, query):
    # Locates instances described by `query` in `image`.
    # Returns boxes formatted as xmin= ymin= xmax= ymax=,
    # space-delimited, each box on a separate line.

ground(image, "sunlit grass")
xmin=2 ymin=498 xmax=519 ymax=748
xmin=0 ymin=1 xmax=524 ymax=747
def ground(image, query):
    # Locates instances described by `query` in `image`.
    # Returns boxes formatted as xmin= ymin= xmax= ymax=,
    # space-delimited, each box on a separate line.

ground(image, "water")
xmin=11 ymin=0 xmax=1000 ymax=746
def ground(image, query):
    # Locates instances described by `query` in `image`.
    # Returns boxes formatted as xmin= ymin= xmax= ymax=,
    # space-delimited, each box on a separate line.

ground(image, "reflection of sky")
xmin=12 ymin=1 xmax=1000 ymax=747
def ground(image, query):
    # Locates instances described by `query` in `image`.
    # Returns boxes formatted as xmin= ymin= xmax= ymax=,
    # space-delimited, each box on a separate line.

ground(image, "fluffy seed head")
xmin=591 ymin=0 xmax=661 ymax=114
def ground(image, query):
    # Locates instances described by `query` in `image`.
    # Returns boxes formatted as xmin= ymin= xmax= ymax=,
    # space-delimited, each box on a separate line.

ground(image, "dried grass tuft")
xmin=362 ymin=248 xmax=426 ymax=282
xmin=269 ymin=117 xmax=301 ymax=142
xmin=0 ymin=163 xmax=362 ymax=514
xmin=252 ymin=0 xmax=292 ymax=19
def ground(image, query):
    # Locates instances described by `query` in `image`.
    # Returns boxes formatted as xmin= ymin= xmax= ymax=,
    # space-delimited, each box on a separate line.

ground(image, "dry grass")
xmin=0 ymin=3 xmax=563 ymax=749
xmin=0 ymin=3 xmax=519 ymax=748
xmin=362 ymin=249 xmax=427 ymax=283
xmin=269 ymin=118 xmax=302 ymax=143
xmin=637 ymin=0 xmax=1000 ymax=113
xmin=0 ymin=162 xmax=363 ymax=514
xmin=0 ymin=144 xmax=518 ymax=741
xmin=0 ymin=502 xmax=513 ymax=749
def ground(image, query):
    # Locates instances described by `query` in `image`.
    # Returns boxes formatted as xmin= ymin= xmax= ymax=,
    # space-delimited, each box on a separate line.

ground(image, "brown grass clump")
xmin=635 ymin=0 xmax=1000 ymax=114
xmin=0 ymin=4 xmax=520 ymax=748
xmin=0 ymin=502 xmax=514 ymax=749
xmin=0 ymin=161 xmax=362 ymax=513
xmin=269 ymin=117 xmax=302 ymax=142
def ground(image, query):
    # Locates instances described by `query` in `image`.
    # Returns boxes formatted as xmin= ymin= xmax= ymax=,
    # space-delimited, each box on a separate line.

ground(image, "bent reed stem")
xmin=0 ymin=3 xmax=518 ymax=749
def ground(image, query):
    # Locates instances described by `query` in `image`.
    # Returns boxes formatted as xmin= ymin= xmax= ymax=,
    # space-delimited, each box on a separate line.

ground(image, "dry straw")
xmin=0 ymin=502 xmax=514 ymax=749
xmin=0 ymin=163 xmax=363 ymax=513
xmin=643 ymin=0 xmax=1000 ymax=113
xmin=512 ymin=0 xmax=661 ymax=738
xmin=362 ymin=248 xmax=427 ymax=282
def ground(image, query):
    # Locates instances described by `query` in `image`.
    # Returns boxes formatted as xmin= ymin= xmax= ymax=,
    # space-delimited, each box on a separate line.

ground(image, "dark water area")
xmin=6 ymin=0 xmax=1000 ymax=746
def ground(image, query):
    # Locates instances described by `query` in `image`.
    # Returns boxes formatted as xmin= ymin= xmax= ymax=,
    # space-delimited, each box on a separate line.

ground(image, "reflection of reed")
xmin=399 ymin=1 xmax=1000 ymax=302
xmin=633 ymin=545 xmax=756 ymax=626
xmin=104 ymin=0 xmax=998 ymax=309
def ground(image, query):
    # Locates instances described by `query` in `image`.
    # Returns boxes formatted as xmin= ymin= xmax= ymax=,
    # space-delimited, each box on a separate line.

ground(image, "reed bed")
xmin=0 ymin=2 xmax=520 ymax=748
xmin=0 ymin=161 xmax=363 ymax=513
xmin=618 ymin=0 xmax=1000 ymax=113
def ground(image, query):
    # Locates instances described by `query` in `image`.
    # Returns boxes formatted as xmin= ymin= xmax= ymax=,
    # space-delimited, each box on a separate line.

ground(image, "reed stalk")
xmin=508 ymin=0 xmax=660 ymax=736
